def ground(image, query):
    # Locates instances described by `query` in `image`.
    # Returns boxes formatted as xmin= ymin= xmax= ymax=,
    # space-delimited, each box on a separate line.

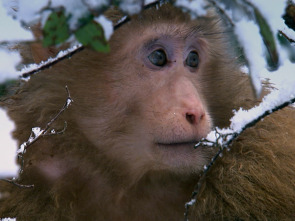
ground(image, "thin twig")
xmin=279 ymin=30 xmax=295 ymax=43
xmin=1 ymin=86 xmax=73 ymax=188
xmin=2 ymin=178 xmax=34 ymax=189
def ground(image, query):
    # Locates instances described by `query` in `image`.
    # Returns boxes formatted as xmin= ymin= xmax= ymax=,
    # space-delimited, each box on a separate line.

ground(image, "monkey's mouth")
xmin=156 ymin=141 xmax=198 ymax=148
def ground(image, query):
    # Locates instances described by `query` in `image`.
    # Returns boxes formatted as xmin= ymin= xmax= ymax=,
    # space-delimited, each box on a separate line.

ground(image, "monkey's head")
xmin=68 ymin=3 xmax=251 ymax=177
xmin=8 ymin=3 xmax=253 ymax=182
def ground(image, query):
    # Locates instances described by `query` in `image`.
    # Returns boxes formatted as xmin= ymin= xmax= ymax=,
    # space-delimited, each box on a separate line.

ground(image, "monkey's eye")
xmin=186 ymin=51 xmax=199 ymax=68
xmin=148 ymin=49 xmax=167 ymax=67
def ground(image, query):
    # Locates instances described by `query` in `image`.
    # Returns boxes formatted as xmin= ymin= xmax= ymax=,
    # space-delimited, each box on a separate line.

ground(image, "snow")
xmin=175 ymin=0 xmax=208 ymax=18
xmin=19 ymin=44 xmax=82 ymax=80
xmin=0 ymin=108 xmax=19 ymax=178
xmin=15 ymin=0 xmax=48 ymax=25
xmin=203 ymin=60 xmax=295 ymax=146
xmin=0 ymin=1 xmax=33 ymax=83
xmin=144 ymin=0 xmax=158 ymax=5
xmin=0 ymin=2 xmax=34 ymax=42
xmin=0 ymin=218 xmax=16 ymax=221
xmin=83 ymin=0 xmax=108 ymax=9
xmin=234 ymin=19 xmax=264 ymax=96
xmin=247 ymin=0 xmax=295 ymax=62
xmin=119 ymin=0 xmax=142 ymax=15
xmin=94 ymin=15 xmax=113 ymax=40
xmin=248 ymin=0 xmax=286 ymax=34
xmin=0 ymin=49 xmax=21 ymax=82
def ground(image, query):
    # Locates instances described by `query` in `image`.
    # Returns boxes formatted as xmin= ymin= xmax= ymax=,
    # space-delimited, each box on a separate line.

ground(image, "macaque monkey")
xmin=1 ymin=2 xmax=295 ymax=221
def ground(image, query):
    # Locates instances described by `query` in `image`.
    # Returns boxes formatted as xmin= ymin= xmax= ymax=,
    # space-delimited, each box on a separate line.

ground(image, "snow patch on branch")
xmin=19 ymin=44 xmax=82 ymax=80
xmin=231 ymin=60 xmax=295 ymax=132
xmin=205 ymin=60 xmax=295 ymax=143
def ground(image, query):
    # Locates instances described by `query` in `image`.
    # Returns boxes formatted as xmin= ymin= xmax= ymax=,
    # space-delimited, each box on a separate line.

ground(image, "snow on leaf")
xmin=94 ymin=15 xmax=113 ymax=40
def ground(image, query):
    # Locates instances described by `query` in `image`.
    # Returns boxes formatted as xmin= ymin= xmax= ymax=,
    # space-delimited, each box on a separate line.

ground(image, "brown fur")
xmin=1 ymin=3 xmax=295 ymax=221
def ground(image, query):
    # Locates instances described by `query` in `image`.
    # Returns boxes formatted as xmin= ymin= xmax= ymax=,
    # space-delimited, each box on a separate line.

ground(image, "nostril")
xmin=186 ymin=113 xmax=196 ymax=124
xmin=185 ymin=111 xmax=205 ymax=125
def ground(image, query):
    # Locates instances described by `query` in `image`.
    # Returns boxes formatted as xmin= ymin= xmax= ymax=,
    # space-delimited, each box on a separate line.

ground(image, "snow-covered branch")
xmin=20 ymin=45 xmax=83 ymax=79
xmin=184 ymin=68 xmax=295 ymax=219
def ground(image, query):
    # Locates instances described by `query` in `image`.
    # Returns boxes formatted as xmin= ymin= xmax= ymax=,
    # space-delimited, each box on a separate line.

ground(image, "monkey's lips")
xmin=156 ymin=140 xmax=198 ymax=149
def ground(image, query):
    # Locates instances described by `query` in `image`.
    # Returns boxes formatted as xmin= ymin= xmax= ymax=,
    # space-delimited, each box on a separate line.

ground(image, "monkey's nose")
xmin=185 ymin=109 xmax=205 ymax=125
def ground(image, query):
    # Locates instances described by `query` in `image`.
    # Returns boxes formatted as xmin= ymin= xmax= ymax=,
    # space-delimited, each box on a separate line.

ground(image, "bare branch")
xmin=2 ymin=178 xmax=34 ymax=189
xmin=1 ymin=86 xmax=73 ymax=188
xmin=279 ymin=30 xmax=295 ymax=43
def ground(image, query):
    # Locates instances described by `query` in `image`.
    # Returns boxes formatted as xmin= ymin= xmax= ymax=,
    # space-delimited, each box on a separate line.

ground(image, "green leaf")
xmin=112 ymin=0 xmax=121 ymax=7
xmin=43 ymin=10 xmax=70 ymax=47
xmin=254 ymin=8 xmax=279 ymax=70
xmin=75 ymin=20 xmax=110 ymax=52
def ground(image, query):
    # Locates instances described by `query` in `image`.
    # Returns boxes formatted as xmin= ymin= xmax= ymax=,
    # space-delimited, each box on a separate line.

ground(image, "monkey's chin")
xmin=154 ymin=141 xmax=211 ymax=173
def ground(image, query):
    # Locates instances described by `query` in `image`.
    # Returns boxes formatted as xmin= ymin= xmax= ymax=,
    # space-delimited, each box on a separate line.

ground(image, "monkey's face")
xmin=130 ymin=26 xmax=214 ymax=173
xmin=74 ymin=20 xmax=217 ymax=175
xmin=74 ymin=6 xmax=239 ymax=176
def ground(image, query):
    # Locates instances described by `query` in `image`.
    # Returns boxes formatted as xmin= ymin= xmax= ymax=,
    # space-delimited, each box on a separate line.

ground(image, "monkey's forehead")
xmin=107 ymin=2 xmax=220 ymax=37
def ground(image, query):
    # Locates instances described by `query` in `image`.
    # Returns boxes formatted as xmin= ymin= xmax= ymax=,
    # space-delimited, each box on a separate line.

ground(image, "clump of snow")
xmin=16 ymin=127 xmax=45 ymax=155
xmin=94 ymin=15 xmax=114 ymax=40
xmin=144 ymin=0 xmax=158 ymax=5
xmin=185 ymin=198 xmax=196 ymax=207
xmin=0 ymin=49 xmax=21 ymax=83
xmin=234 ymin=19 xmax=264 ymax=96
xmin=0 ymin=218 xmax=16 ymax=221
xmin=0 ymin=108 xmax=19 ymax=178
xmin=83 ymin=0 xmax=108 ymax=9
xmin=120 ymin=0 xmax=142 ymax=15
xmin=175 ymin=0 xmax=208 ymax=18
